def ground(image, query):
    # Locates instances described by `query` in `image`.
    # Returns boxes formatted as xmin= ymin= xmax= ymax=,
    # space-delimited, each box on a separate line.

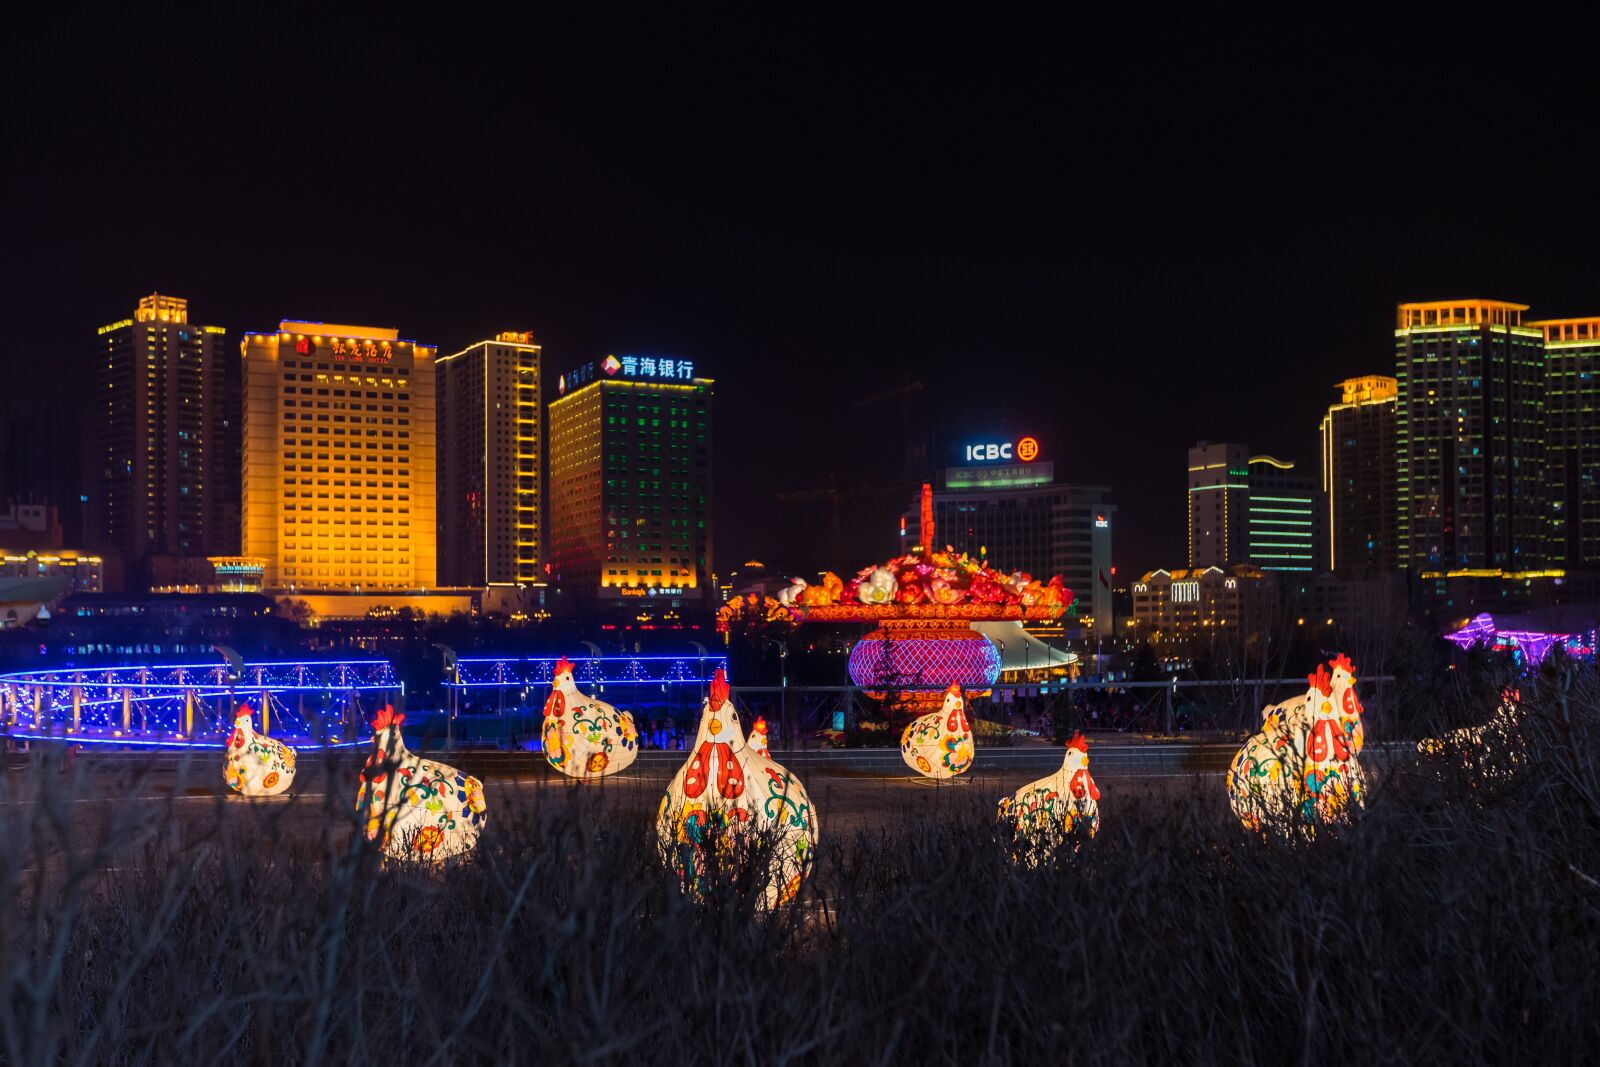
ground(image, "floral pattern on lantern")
xmin=223 ymin=704 xmax=297 ymax=798
xmin=542 ymin=656 xmax=639 ymax=779
xmin=998 ymin=733 xmax=1100 ymax=861
xmin=657 ymin=669 xmax=818 ymax=907
xmin=357 ymin=705 xmax=487 ymax=863
xmin=1228 ymin=655 xmax=1366 ymax=836
xmin=900 ymin=683 xmax=975 ymax=779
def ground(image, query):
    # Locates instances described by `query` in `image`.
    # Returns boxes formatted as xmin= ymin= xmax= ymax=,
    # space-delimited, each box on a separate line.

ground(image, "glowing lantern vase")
xmin=357 ymin=705 xmax=487 ymax=863
xmin=849 ymin=622 xmax=1001 ymax=710
xmin=542 ymin=656 xmax=640 ymax=778
xmin=224 ymin=705 xmax=297 ymax=797
xmin=1227 ymin=655 xmax=1366 ymax=836
xmin=998 ymin=733 xmax=1100 ymax=855
xmin=657 ymin=670 xmax=818 ymax=907
xmin=900 ymin=683 xmax=975 ymax=779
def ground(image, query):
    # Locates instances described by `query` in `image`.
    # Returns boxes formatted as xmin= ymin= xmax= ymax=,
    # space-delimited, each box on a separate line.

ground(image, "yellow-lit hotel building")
xmin=548 ymin=356 xmax=713 ymax=605
xmin=436 ymin=331 xmax=543 ymax=586
xmin=241 ymin=322 xmax=437 ymax=592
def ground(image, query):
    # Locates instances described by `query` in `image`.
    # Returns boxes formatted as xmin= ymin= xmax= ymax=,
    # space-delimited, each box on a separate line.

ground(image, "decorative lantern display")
xmin=1418 ymin=687 xmax=1526 ymax=776
xmin=997 ymin=732 xmax=1100 ymax=858
xmin=657 ymin=670 xmax=818 ymax=907
xmin=357 ymin=705 xmax=487 ymax=863
xmin=542 ymin=656 xmax=640 ymax=778
xmin=900 ymin=683 xmax=975 ymax=779
xmin=792 ymin=483 xmax=1072 ymax=713
xmin=1227 ymin=655 xmax=1366 ymax=836
xmin=223 ymin=704 xmax=297 ymax=797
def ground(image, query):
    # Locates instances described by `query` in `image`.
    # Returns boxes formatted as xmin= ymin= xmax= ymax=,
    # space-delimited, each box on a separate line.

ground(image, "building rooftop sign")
xmin=558 ymin=354 xmax=701 ymax=395
xmin=944 ymin=461 xmax=1054 ymax=490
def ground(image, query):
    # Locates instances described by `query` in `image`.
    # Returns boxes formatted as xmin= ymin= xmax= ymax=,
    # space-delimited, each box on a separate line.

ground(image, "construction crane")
xmin=852 ymin=377 xmax=930 ymax=488
xmin=776 ymin=473 xmax=903 ymax=562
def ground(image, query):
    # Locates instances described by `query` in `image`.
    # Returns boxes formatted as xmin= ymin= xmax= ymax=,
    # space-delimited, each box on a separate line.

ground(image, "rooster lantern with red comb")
xmin=542 ymin=656 xmax=640 ymax=779
xmin=997 ymin=732 xmax=1100 ymax=860
xmin=900 ymin=683 xmax=976 ymax=779
xmin=1227 ymin=654 xmax=1367 ymax=837
xmin=357 ymin=705 xmax=487 ymax=863
xmin=223 ymin=704 xmax=297 ymax=797
xmin=657 ymin=669 xmax=818 ymax=907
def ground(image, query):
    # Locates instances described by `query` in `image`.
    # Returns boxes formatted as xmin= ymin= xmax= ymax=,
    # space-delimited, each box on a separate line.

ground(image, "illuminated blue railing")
xmin=0 ymin=659 xmax=398 ymax=748
xmin=448 ymin=655 xmax=727 ymax=689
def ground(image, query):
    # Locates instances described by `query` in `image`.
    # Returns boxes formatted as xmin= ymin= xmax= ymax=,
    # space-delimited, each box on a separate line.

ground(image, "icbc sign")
xmin=962 ymin=436 xmax=1041 ymax=464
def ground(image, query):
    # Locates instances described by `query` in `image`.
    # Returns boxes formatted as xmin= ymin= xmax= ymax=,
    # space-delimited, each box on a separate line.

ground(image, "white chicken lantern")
xmin=1228 ymin=654 xmax=1366 ymax=836
xmin=1418 ymin=687 xmax=1525 ymax=777
xmin=748 ymin=716 xmax=771 ymax=758
xmin=657 ymin=670 xmax=818 ymax=907
xmin=998 ymin=732 xmax=1100 ymax=856
xmin=900 ymin=682 xmax=975 ymax=779
xmin=223 ymin=704 xmax=297 ymax=797
xmin=542 ymin=656 xmax=640 ymax=778
xmin=357 ymin=705 xmax=488 ymax=863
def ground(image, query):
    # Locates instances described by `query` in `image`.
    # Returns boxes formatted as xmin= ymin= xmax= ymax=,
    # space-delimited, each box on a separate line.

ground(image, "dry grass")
xmin=2 ymin=665 xmax=1598 ymax=1066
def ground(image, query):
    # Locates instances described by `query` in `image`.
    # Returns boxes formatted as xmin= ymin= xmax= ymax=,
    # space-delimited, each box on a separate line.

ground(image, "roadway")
xmin=1 ymin=740 xmax=1232 ymax=846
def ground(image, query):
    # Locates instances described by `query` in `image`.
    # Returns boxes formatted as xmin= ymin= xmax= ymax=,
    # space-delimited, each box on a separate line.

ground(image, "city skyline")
xmin=3 ymin=27 xmax=1595 ymax=580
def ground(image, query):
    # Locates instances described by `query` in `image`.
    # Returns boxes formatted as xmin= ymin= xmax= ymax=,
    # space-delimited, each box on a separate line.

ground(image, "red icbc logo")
xmin=1016 ymin=436 xmax=1040 ymax=462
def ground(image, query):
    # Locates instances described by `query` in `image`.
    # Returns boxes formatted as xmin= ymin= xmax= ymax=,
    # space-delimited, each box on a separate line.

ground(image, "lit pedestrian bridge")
xmin=0 ymin=659 xmax=398 ymax=749
xmin=0 ymin=655 xmax=729 ymax=750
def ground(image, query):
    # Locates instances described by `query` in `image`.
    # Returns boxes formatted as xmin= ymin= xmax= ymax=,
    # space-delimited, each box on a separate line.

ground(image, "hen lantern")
xmin=1228 ymin=655 xmax=1366 ymax=836
xmin=357 ymin=705 xmax=488 ymax=862
xmin=542 ymin=656 xmax=640 ymax=778
xmin=1418 ymin=687 xmax=1526 ymax=778
xmin=224 ymin=704 xmax=297 ymax=797
xmin=657 ymin=670 xmax=818 ymax=907
xmin=900 ymin=682 xmax=975 ymax=779
xmin=998 ymin=732 xmax=1100 ymax=855
xmin=748 ymin=716 xmax=771 ymax=758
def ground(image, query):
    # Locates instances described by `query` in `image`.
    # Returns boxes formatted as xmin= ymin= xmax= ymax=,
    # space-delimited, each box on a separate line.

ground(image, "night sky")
xmin=4 ymin=18 xmax=1595 ymax=587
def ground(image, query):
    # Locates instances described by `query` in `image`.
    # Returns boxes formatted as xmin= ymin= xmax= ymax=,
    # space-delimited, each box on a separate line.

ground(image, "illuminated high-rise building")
xmin=436 ymin=332 xmax=543 ymax=586
xmin=1394 ymin=300 xmax=1547 ymax=574
xmin=1187 ymin=441 xmax=1249 ymax=567
xmin=1533 ymin=316 xmax=1600 ymax=570
xmin=548 ymin=356 xmax=713 ymax=604
xmin=908 ymin=437 xmax=1115 ymax=638
xmin=96 ymin=294 xmax=238 ymax=574
xmin=1319 ymin=375 xmax=1398 ymax=575
xmin=241 ymin=321 xmax=437 ymax=591
xmin=1246 ymin=455 xmax=1317 ymax=574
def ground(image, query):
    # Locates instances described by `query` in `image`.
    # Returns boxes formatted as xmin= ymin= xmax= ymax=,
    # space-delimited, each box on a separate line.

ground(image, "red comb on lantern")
xmin=235 ymin=704 xmax=253 ymax=720
xmin=710 ymin=667 xmax=731 ymax=710
xmin=946 ymin=682 xmax=963 ymax=699
xmin=554 ymin=656 xmax=576 ymax=677
xmin=752 ymin=716 xmax=768 ymax=733
xmin=1330 ymin=653 xmax=1355 ymax=676
xmin=372 ymin=704 xmax=405 ymax=731
xmin=1066 ymin=732 xmax=1089 ymax=753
